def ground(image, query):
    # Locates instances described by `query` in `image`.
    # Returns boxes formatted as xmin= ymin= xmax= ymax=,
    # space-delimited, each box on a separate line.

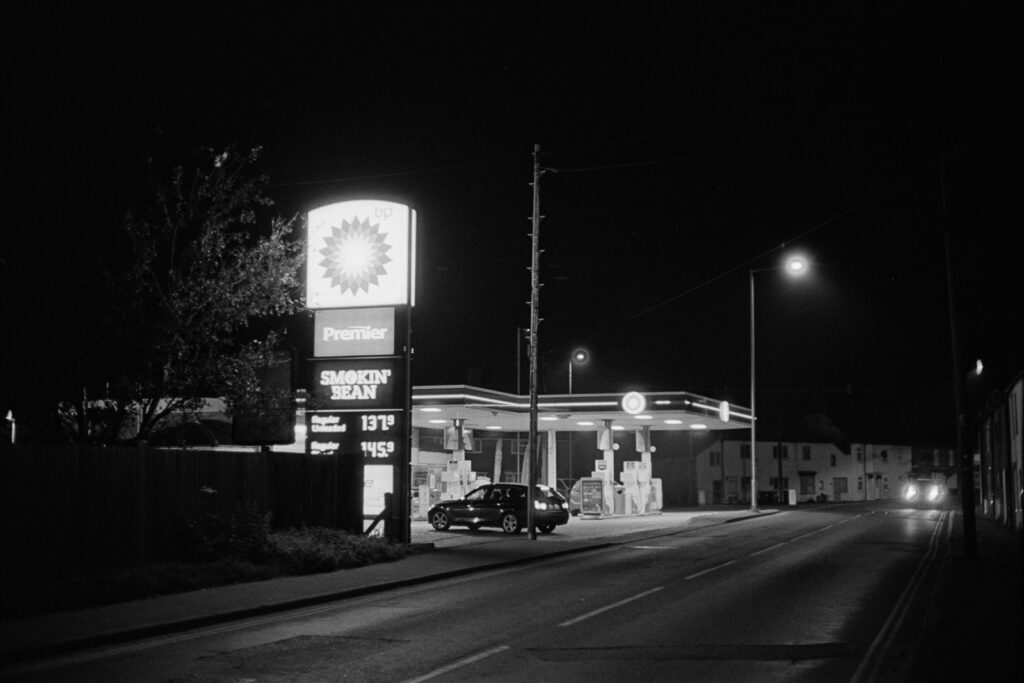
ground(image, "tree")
xmin=56 ymin=146 xmax=305 ymax=444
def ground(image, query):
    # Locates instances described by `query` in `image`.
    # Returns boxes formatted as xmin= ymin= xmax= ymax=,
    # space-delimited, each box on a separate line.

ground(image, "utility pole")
xmin=749 ymin=270 xmax=758 ymax=512
xmin=776 ymin=424 xmax=784 ymax=506
xmin=526 ymin=144 xmax=544 ymax=540
xmin=940 ymin=98 xmax=977 ymax=557
xmin=945 ymin=199 xmax=977 ymax=558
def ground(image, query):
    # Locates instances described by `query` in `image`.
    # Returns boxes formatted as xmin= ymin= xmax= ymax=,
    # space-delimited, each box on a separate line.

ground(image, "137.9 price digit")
xmin=361 ymin=414 xmax=397 ymax=432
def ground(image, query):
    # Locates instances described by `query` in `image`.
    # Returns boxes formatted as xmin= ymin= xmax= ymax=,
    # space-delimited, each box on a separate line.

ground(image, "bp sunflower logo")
xmin=318 ymin=217 xmax=392 ymax=295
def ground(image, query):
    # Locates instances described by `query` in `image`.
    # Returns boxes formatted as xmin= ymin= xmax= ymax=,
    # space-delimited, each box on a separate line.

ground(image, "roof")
xmin=411 ymin=385 xmax=749 ymax=434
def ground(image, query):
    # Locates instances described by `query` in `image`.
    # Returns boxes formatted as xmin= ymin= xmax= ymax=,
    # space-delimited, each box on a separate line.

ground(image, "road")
xmin=6 ymin=503 xmax=952 ymax=682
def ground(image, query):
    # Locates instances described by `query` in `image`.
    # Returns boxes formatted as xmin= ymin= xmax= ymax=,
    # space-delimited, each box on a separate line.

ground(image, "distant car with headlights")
xmin=428 ymin=483 xmax=569 ymax=534
xmin=902 ymin=478 xmax=947 ymax=507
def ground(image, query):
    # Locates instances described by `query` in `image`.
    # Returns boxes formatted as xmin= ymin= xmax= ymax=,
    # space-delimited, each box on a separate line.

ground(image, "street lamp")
xmin=750 ymin=253 xmax=809 ymax=512
xmin=568 ymin=348 xmax=589 ymax=394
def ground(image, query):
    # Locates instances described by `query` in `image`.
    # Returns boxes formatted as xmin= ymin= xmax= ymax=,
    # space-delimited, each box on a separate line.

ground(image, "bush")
xmin=267 ymin=527 xmax=410 ymax=573
xmin=178 ymin=502 xmax=272 ymax=562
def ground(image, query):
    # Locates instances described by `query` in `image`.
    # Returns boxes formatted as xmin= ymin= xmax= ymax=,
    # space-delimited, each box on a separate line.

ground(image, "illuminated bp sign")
xmin=306 ymin=200 xmax=416 ymax=309
xmin=304 ymin=199 xmax=416 ymax=543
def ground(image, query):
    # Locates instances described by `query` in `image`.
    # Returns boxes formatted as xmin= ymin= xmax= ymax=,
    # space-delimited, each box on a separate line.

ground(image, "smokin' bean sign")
xmin=308 ymin=358 xmax=402 ymax=409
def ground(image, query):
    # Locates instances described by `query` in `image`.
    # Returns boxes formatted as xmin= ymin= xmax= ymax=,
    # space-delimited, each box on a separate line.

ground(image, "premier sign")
xmin=314 ymin=307 xmax=395 ymax=357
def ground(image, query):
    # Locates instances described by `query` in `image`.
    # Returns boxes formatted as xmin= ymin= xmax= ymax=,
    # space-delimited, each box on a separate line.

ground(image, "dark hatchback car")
xmin=428 ymin=483 xmax=569 ymax=534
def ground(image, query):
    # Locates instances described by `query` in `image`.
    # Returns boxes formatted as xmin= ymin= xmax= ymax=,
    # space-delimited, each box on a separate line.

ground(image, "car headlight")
xmin=534 ymin=500 xmax=547 ymax=510
xmin=904 ymin=485 xmax=919 ymax=500
xmin=926 ymin=485 xmax=941 ymax=501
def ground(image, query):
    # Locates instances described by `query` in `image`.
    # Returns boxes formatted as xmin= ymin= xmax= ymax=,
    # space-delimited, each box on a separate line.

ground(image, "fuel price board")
xmin=307 ymin=409 xmax=405 ymax=465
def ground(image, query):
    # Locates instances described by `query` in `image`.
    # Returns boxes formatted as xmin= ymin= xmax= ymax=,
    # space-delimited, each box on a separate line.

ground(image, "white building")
xmin=695 ymin=438 xmax=917 ymax=504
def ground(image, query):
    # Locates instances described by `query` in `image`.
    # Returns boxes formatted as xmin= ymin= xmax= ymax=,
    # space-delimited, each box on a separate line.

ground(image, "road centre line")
xmin=748 ymin=540 xmax=789 ymax=557
xmin=849 ymin=510 xmax=948 ymax=683
xmin=684 ymin=559 xmax=737 ymax=580
xmin=402 ymin=645 xmax=510 ymax=683
xmin=558 ymin=587 xmax=665 ymax=627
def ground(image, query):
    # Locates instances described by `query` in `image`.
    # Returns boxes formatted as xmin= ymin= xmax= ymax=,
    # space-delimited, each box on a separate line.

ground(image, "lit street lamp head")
xmin=568 ymin=348 xmax=590 ymax=394
xmin=785 ymin=254 xmax=809 ymax=276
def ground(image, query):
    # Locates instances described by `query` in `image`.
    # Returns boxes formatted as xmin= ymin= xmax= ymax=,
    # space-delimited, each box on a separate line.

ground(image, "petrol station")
xmin=302 ymin=198 xmax=749 ymax=543
xmin=407 ymin=385 xmax=749 ymax=520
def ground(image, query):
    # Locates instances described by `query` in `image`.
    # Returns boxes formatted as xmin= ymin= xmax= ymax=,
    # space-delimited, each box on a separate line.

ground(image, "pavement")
xmin=0 ymin=504 xmax=1019 ymax=677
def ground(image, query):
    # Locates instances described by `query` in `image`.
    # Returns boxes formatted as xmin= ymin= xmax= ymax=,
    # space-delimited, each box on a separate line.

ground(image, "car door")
xmin=451 ymin=486 xmax=489 ymax=523
xmin=477 ymin=485 xmax=510 ymax=524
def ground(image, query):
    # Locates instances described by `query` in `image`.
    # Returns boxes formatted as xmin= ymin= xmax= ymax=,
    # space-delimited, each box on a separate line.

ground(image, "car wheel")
xmin=536 ymin=523 xmax=556 ymax=534
xmin=500 ymin=512 xmax=521 ymax=534
xmin=430 ymin=510 xmax=450 ymax=531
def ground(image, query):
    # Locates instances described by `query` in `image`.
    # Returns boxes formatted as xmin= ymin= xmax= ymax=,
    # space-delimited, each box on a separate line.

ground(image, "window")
xmin=830 ymin=453 xmax=837 ymax=467
xmin=802 ymin=445 xmax=811 ymax=461
xmin=709 ymin=451 xmax=722 ymax=467
xmin=857 ymin=476 xmax=863 ymax=491
xmin=856 ymin=447 xmax=864 ymax=463
xmin=740 ymin=443 xmax=751 ymax=459
xmin=799 ymin=473 xmax=815 ymax=494
xmin=770 ymin=477 xmax=789 ymax=490
xmin=834 ymin=477 xmax=849 ymax=494
xmin=465 ymin=488 xmax=488 ymax=501
xmin=772 ymin=445 xmax=788 ymax=459
xmin=880 ymin=449 xmax=888 ymax=464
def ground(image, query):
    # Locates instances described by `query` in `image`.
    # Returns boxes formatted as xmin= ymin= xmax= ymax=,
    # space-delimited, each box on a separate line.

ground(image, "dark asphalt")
xmin=0 ymin=504 xmax=1018 ymax=680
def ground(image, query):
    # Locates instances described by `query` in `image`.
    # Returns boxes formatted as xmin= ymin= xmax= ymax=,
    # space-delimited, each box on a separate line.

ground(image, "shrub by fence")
xmin=0 ymin=445 xmax=362 ymax=573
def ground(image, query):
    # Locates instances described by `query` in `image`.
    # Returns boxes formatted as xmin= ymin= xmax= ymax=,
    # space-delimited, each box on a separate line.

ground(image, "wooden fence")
xmin=0 ymin=445 xmax=361 ymax=572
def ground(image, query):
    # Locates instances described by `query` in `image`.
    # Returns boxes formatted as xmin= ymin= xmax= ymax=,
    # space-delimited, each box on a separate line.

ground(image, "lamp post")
xmin=750 ymin=254 xmax=808 ymax=512
xmin=568 ymin=348 xmax=589 ymax=394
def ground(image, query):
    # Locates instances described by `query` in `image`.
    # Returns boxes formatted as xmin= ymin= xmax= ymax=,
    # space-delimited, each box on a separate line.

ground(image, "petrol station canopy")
xmin=411 ymin=385 xmax=751 ymax=434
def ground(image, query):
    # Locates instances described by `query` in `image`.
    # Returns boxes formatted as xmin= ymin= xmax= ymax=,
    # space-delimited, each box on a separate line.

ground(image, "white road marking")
xmin=402 ymin=645 xmax=510 ymax=683
xmin=684 ymin=559 xmax=737 ymax=580
xmin=849 ymin=510 xmax=948 ymax=683
xmin=558 ymin=586 xmax=665 ymax=627
xmin=749 ymin=541 xmax=789 ymax=557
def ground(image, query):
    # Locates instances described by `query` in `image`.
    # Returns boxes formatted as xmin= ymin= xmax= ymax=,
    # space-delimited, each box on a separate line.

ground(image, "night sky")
xmin=3 ymin=4 xmax=1020 ymax=446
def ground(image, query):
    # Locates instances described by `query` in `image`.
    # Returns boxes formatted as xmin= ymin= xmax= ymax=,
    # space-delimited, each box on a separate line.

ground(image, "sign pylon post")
xmin=305 ymin=200 xmax=416 ymax=544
